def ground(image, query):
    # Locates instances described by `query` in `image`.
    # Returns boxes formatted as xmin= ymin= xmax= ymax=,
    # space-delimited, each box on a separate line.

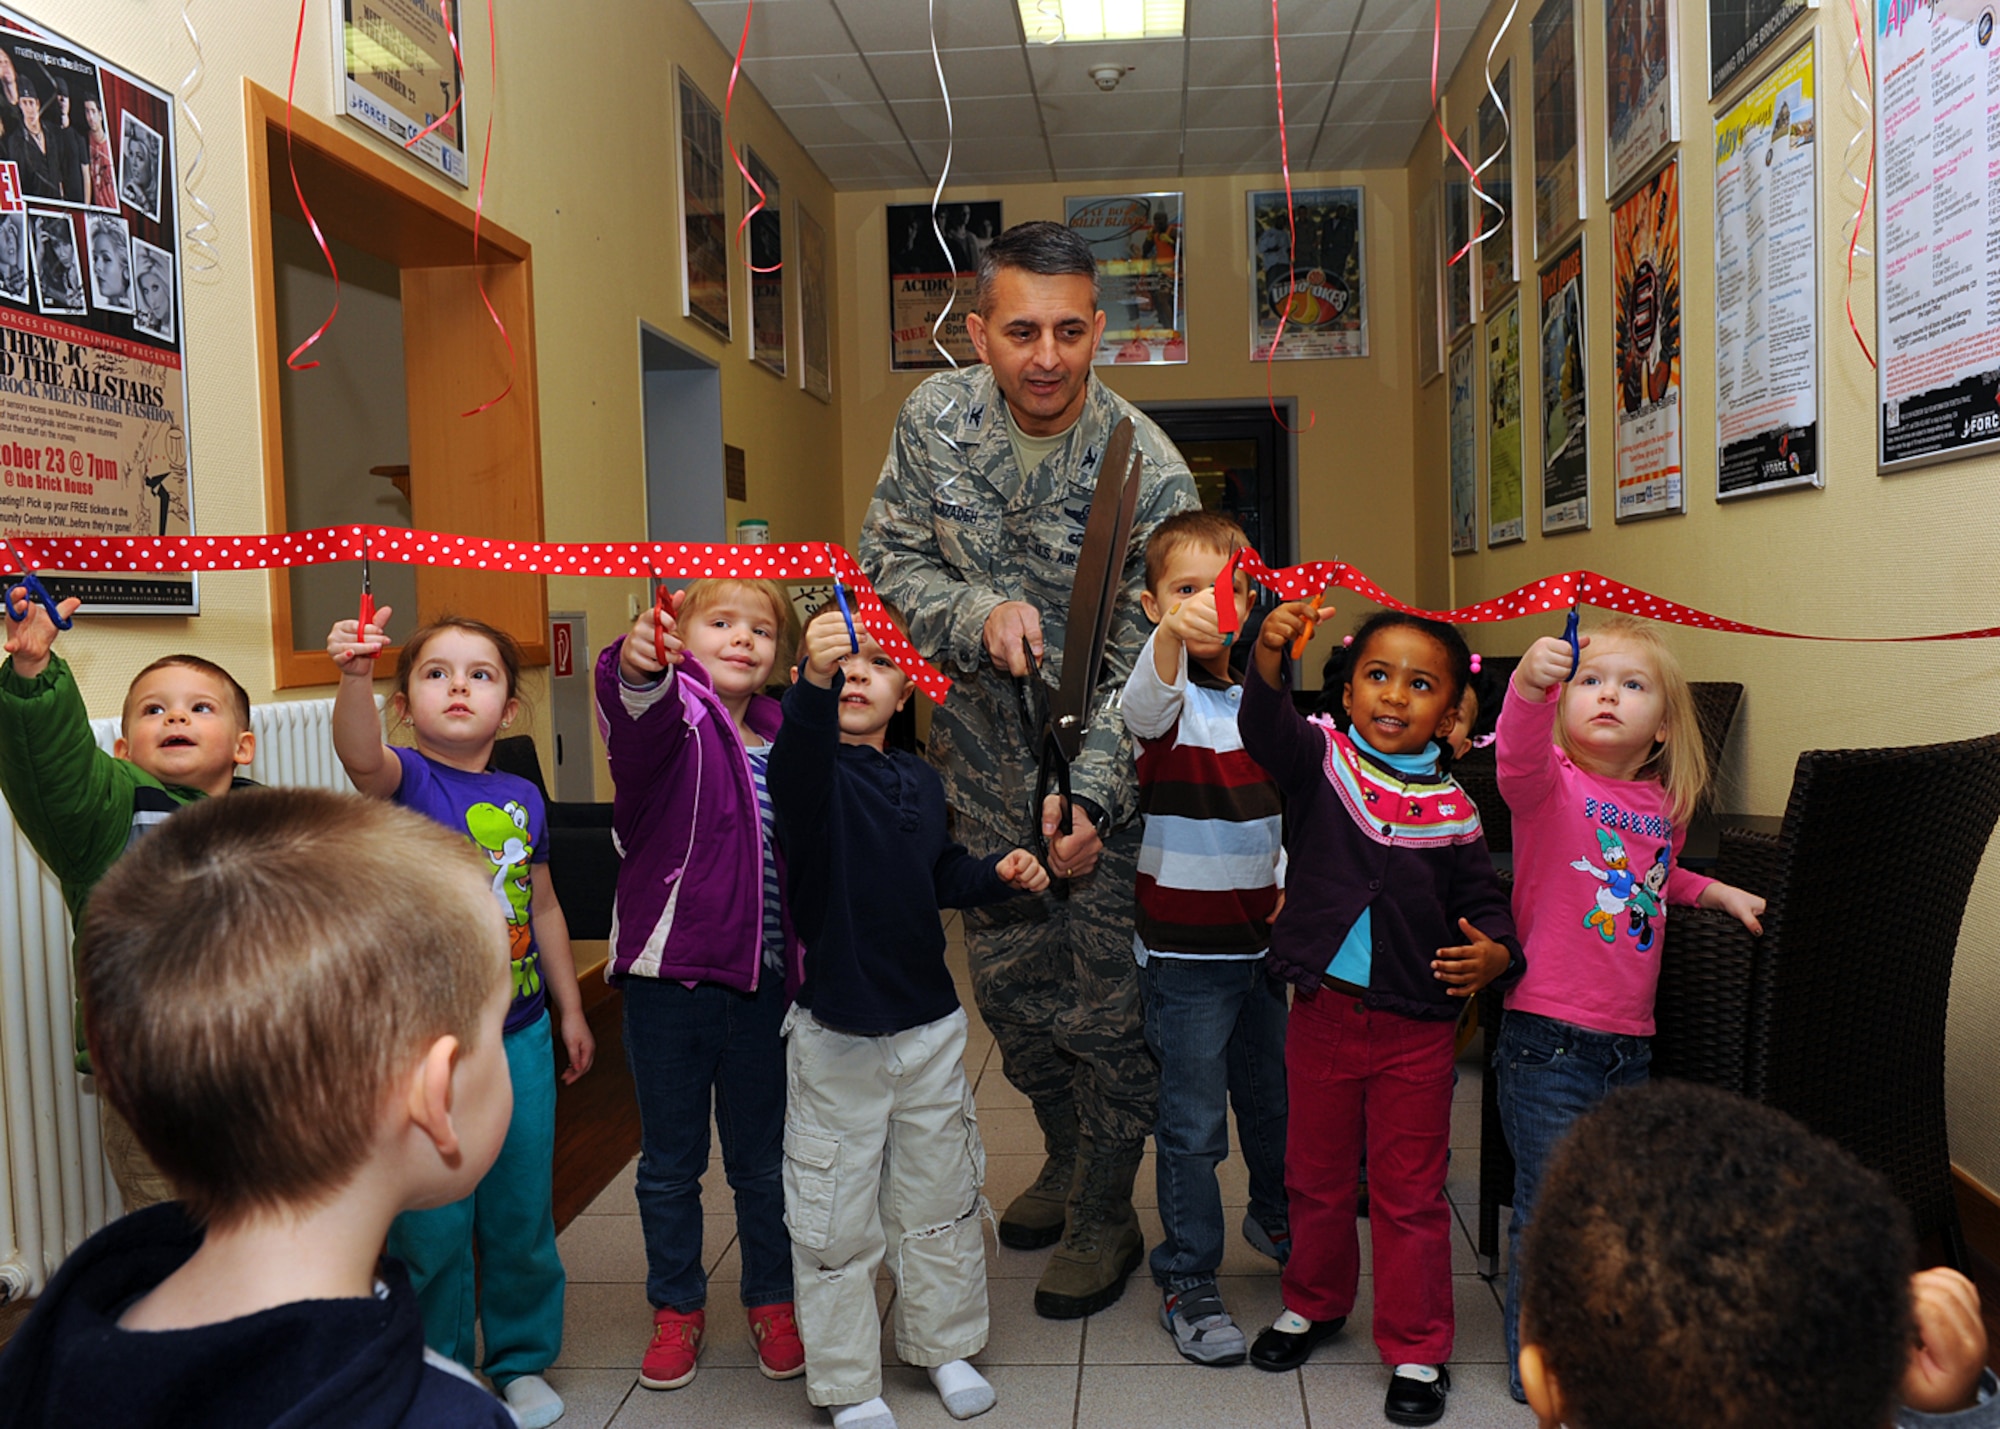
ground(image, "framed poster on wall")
xmin=1449 ymin=338 xmax=1480 ymax=553
xmin=1445 ymin=134 xmax=1475 ymax=336
xmin=1875 ymin=0 xmax=2000 ymax=471
xmin=1605 ymin=0 xmax=1680 ymax=195
xmin=1532 ymin=0 xmax=1587 ymax=258
xmin=888 ymin=200 xmax=997 ymax=371
xmin=1477 ymin=63 xmax=1519 ymax=308
xmin=1065 ymin=192 xmax=1185 ymax=365
xmin=1487 ymin=297 xmax=1526 ymax=546
xmin=331 ymin=0 xmax=468 ymax=186
xmin=1248 ymin=186 xmax=1367 ymax=360
xmin=1416 ymin=185 xmax=1443 ymax=384
xmin=1713 ymin=39 xmax=1820 ymax=499
xmin=745 ymin=149 xmax=784 ymax=376
xmin=797 ymin=202 xmax=831 ymax=403
xmin=1538 ymin=239 xmax=1590 ymax=532
xmin=1708 ymin=0 xmax=1814 ymax=96
xmin=0 ymin=6 xmax=198 ymax=613
xmin=676 ymin=69 xmax=730 ymax=341
xmin=1613 ymin=159 xmax=1685 ymax=520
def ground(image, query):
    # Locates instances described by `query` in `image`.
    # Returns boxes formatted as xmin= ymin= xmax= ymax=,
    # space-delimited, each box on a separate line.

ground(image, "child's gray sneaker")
xmin=1160 ymin=1282 xmax=1248 ymax=1366
xmin=1241 ymin=1212 xmax=1291 ymax=1264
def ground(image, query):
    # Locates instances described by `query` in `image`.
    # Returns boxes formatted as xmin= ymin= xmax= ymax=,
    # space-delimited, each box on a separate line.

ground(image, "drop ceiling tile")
xmin=735 ymin=52 xmax=891 ymax=106
xmin=771 ymin=100 xmax=911 ymax=146
xmin=890 ymin=93 xmax=1046 ymax=144
xmin=1057 ymin=165 xmax=1184 ymax=181
xmin=809 ymin=141 xmax=933 ymax=183
xmin=1180 ymin=125 xmax=1284 ymax=168
xmin=833 ymin=0 xmax=1026 ymax=53
xmin=1025 ymin=38 xmax=1188 ymax=93
xmin=1336 ymin=23 xmax=1472 ymax=82
xmin=1325 ymin=76 xmax=1437 ymax=125
xmin=870 ymin=46 xmax=1037 ymax=99
xmin=691 ymin=0 xmax=856 ymax=59
xmin=1038 ymin=85 xmax=1188 ymax=134
xmin=910 ymin=134 xmax=1057 ymax=174
xmin=1183 ymin=80 xmax=1332 ymax=128
xmin=1186 ymin=33 xmax=1349 ymax=87
xmin=1357 ymin=0 xmax=1488 ymax=29
xmin=1312 ymin=120 xmax=1426 ymax=167
xmin=1046 ymin=130 xmax=1184 ymax=169
xmin=1189 ymin=0 xmax=1367 ymax=38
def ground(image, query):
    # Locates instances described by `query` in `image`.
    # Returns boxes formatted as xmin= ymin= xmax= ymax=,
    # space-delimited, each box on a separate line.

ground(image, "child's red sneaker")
xmin=640 ymin=1305 xmax=704 ymax=1390
xmin=748 ymin=1301 xmax=806 ymax=1379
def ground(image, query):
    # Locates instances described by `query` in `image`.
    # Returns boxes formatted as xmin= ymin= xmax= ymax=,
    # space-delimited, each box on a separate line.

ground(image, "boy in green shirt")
xmin=0 ymin=589 xmax=256 ymax=1210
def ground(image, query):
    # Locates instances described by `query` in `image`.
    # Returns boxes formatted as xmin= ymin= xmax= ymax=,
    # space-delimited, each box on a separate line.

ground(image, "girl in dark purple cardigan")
xmin=1237 ymin=606 xmax=1522 ymax=1429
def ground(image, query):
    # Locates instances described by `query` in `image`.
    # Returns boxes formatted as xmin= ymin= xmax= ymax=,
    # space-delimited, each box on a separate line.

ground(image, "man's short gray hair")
xmin=975 ymin=220 xmax=1100 ymax=313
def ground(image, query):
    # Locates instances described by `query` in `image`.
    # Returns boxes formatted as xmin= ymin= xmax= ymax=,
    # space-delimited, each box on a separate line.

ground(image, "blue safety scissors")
xmin=830 ymin=581 xmax=858 ymax=654
xmin=1561 ymin=600 xmax=1581 ymax=681
xmin=4 ymin=539 xmax=73 ymax=631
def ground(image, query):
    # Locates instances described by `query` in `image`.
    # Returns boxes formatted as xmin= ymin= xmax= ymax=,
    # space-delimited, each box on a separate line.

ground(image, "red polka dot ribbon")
xmin=15 ymin=531 xmax=2000 ymax=704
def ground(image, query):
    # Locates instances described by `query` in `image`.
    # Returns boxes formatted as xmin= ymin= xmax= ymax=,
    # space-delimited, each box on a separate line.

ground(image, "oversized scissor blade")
xmin=1053 ymin=418 xmax=1136 ymax=760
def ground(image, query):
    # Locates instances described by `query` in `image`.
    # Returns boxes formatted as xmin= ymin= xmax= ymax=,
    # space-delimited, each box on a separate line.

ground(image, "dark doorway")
xmin=1139 ymin=402 xmax=1295 ymax=566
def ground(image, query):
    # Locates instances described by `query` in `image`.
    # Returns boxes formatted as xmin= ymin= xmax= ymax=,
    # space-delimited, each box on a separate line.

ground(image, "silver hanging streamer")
xmin=178 ymin=0 xmax=222 ymax=274
xmin=926 ymin=0 xmax=959 ymax=368
xmin=1468 ymin=0 xmax=1519 ymax=248
xmin=1839 ymin=0 xmax=1873 ymax=261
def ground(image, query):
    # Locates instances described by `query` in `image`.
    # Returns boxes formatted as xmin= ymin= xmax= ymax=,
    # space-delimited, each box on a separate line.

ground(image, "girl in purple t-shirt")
xmin=330 ymin=611 xmax=594 ymax=1429
xmin=1494 ymin=614 xmax=1764 ymax=1401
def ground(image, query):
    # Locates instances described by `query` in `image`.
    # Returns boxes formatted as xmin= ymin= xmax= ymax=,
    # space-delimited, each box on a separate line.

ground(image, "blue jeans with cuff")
xmin=1142 ymin=955 xmax=1289 ymax=1291
xmin=1496 ymin=1008 xmax=1651 ymax=1399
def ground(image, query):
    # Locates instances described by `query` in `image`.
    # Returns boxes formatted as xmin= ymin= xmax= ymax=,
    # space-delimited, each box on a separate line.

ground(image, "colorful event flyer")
xmin=1613 ymin=159 xmax=1686 ymax=520
xmin=1248 ymin=186 xmax=1367 ymax=360
xmin=0 ymin=7 xmax=195 ymax=613
xmin=1478 ymin=62 xmax=1520 ymax=308
xmin=1709 ymin=0 xmax=1814 ymax=96
xmin=1445 ymin=134 xmax=1475 ymax=335
xmin=745 ymin=149 xmax=784 ymax=377
xmin=1875 ymin=0 xmax=2000 ymax=471
xmin=888 ymin=200 xmax=999 ymax=371
xmin=1533 ymin=0 xmax=1586 ymax=257
xmin=331 ymin=0 xmax=467 ymax=186
xmin=1487 ymin=297 xmax=1526 ymax=545
xmin=1712 ymin=39 xmax=1820 ymax=498
xmin=1065 ymin=192 xmax=1185 ymax=365
xmin=677 ymin=70 xmax=729 ymax=341
xmin=1449 ymin=338 xmax=1479 ymax=553
xmin=1605 ymin=0 xmax=1679 ymax=195
xmin=1538 ymin=239 xmax=1591 ymax=532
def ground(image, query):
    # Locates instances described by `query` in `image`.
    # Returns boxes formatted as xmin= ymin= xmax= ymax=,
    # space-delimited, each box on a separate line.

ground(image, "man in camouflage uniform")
xmin=860 ymin=221 xmax=1197 ymax=1319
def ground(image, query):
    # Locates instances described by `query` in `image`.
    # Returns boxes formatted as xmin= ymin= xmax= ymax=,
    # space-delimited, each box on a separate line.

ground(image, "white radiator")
xmin=0 ymin=696 xmax=358 ymax=1301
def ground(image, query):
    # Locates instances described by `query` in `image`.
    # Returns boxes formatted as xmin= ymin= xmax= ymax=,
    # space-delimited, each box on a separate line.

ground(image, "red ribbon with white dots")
xmin=15 ymin=530 xmax=2000 ymax=704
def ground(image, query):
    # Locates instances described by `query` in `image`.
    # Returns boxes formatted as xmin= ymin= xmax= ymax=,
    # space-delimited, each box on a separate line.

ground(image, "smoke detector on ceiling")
xmin=1088 ymin=63 xmax=1129 ymax=90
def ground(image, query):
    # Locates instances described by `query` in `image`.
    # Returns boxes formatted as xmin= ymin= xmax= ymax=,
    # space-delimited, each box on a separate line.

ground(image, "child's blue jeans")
xmin=389 ymin=1009 xmax=564 ymax=1388
xmin=1141 ymin=955 xmax=1289 ymax=1291
xmin=1495 ymin=1008 xmax=1651 ymax=1400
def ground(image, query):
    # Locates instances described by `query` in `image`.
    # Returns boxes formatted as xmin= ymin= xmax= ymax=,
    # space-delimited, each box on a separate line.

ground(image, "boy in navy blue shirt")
xmin=769 ymin=605 xmax=1047 ymax=1429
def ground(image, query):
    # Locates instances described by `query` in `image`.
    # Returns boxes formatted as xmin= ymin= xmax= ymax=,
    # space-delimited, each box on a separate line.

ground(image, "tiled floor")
xmin=542 ymin=922 xmax=1535 ymax=1428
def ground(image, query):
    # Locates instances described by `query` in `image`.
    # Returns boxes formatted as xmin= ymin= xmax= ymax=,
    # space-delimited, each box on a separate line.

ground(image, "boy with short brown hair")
xmin=0 ymin=788 xmax=518 ymax=1428
xmin=0 ymin=594 xmax=257 ymax=1209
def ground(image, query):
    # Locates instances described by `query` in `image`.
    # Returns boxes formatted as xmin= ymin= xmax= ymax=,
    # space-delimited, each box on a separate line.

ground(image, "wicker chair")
xmin=1476 ymin=728 xmax=2000 ymax=1277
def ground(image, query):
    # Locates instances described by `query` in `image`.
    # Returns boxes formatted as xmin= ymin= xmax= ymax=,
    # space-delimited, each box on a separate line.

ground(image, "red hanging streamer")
xmin=725 ymin=0 xmax=780 ymax=275
xmin=1431 ymin=0 xmax=1493 ymax=266
xmin=1264 ymin=0 xmax=1315 ymax=434
xmin=402 ymin=0 xmax=467 ymax=154
xmin=283 ymin=0 xmax=340 ymax=370
xmin=1843 ymin=0 xmax=1876 ymax=369
xmin=459 ymin=0 xmax=517 ymax=417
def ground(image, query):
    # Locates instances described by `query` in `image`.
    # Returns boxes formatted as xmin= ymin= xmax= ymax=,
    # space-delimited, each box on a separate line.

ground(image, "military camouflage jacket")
xmin=859 ymin=366 xmax=1196 ymax=839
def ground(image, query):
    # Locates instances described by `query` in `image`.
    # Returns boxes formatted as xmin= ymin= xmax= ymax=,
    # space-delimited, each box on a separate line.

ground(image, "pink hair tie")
xmin=1469 ymin=653 xmax=1482 ymax=673
xmin=1342 ymin=634 xmax=1354 ymax=647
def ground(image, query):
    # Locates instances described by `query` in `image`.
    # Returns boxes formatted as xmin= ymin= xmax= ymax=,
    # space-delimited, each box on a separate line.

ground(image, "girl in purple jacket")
xmin=595 ymin=578 xmax=807 ymax=1394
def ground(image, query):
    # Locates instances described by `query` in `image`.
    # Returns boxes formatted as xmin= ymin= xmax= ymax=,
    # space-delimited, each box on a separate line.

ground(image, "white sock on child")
xmin=928 ymin=1360 xmax=995 ymax=1420
xmin=501 ymin=1373 xmax=565 ymax=1429
xmin=1273 ymin=1308 xmax=1315 ymax=1334
xmin=832 ymin=1397 xmax=898 ymax=1429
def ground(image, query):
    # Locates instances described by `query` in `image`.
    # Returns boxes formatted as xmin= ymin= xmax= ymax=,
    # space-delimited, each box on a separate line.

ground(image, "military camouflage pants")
xmin=959 ymin=816 xmax=1158 ymax=1162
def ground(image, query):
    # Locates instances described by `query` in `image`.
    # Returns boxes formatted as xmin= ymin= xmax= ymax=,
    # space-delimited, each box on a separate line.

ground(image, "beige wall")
xmin=31 ymin=0 xmax=842 ymax=800
xmin=1412 ymin=0 xmax=2000 ymax=1189
xmin=831 ymin=171 xmax=1417 ymax=679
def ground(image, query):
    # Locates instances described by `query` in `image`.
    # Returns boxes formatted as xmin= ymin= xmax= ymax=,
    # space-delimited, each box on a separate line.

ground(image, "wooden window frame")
xmin=246 ymin=81 xmax=548 ymax=688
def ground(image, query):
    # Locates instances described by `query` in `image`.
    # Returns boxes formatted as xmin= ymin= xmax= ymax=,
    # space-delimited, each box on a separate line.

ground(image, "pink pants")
xmin=1279 ymin=987 xmax=1456 ymax=1365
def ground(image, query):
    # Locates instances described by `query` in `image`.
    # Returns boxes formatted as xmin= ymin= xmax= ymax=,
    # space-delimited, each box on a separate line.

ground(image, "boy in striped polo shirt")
xmin=1119 ymin=511 xmax=1288 ymax=1367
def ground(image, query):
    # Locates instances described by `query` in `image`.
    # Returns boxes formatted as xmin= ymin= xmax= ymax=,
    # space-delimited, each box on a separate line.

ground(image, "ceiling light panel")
xmin=1018 ymin=0 xmax=1185 ymax=43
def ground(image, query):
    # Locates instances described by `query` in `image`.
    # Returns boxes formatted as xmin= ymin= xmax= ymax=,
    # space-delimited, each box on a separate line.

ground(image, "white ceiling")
xmin=691 ymin=0 xmax=1491 ymax=187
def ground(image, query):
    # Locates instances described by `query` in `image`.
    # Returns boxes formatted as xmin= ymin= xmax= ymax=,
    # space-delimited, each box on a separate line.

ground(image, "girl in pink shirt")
xmin=1494 ymin=616 xmax=1764 ymax=1400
